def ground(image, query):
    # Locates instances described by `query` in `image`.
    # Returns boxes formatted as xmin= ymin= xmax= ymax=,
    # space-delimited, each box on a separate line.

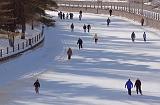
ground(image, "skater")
xmin=107 ymin=17 xmax=111 ymax=26
xmin=79 ymin=10 xmax=82 ymax=15
xmin=33 ymin=79 xmax=40 ymax=94
xmin=66 ymin=13 xmax=69 ymax=19
xmin=87 ymin=24 xmax=91 ymax=32
xmin=125 ymin=79 xmax=133 ymax=96
xmin=93 ymin=33 xmax=98 ymax=44
xmin=141 ymin=17 xmax=144 ymax=26
xmin=59 ymin=11 xmax=62 ymax=19
xmin=69 ymin=13 xmax=73 ymax=19
xmin=79 ymin=10 xmax=82 ymax=20
xmin=79 ymin=14 xmax=82 ymax=20
xmin=77 ymin=38 xmax=83 ymax=49
xmin=134 ymin=78 xmax=142 ymax=95
xmin=62 ymin=13 xmax=65 ymax=19
xmin=83 ymin=24 xmax=86 ymax=32
xmin=143 ymin=32 xmax=146 ymax=42
xmin=131 ymin=32 xmax=136 ymax=42
xmin=109 ymin=9 xmax=112 ymax=16
xmin=67 ymin=47 xmax=72 ymax=60
xmin=71 ymin=23 xmax=74 ymax=32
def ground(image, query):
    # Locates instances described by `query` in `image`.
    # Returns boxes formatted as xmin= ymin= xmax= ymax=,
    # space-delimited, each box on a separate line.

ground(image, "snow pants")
xmin=78 ymin=44 xmax=83 ymax=49
xmin=128 ymin=89 xmax=131 ymax=95
xmin=136 ymin=86 xmax=142 ymax=95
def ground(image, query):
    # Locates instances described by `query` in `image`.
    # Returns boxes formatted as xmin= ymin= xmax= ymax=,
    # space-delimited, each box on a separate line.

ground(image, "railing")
xmin=0 ymin=27 xmax=45 ymax=61
xmin=56 ymin=0 xmax=160 ymax=21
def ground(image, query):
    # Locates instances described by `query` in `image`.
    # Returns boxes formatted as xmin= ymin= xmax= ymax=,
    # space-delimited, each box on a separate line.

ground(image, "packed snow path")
xmin=0 ymin=12 xmax=160 ymax=105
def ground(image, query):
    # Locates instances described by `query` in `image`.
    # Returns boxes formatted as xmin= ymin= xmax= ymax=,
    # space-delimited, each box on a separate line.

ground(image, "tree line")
xmin=0 ymin=0 xmax=58 ymax=46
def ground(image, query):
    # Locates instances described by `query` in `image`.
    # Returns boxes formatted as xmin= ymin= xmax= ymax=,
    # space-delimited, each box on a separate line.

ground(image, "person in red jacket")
xmin=134 ymin=78 xmax=142 ymax=95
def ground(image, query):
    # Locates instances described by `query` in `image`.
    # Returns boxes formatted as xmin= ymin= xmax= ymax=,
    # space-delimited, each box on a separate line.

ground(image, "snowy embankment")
xmin=0 ymin=26 xmax=44 ymax=60
xmin=0 ymin=11 xmax=160 ymax=105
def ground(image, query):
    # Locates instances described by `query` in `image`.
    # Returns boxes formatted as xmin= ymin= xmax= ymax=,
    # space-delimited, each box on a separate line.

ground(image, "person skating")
xmin=62 ymin=13 xmax=65 ymax=19
xmin=79 ymin=10 xmax=82 ymax=15
xmin=33 ymin=79 xmax=40 ymax=94
xmin=94 ymin=33 xmax=98 ymax=44
xmin=125 ymin=79 xmax=133 ymax=95
xmin=66 ymin=13 xmax=69 ymax=19
xmin=131 ymin=32 xmax=136 ymax=42
xmin=143 ymin=32 xmax=146 ymax=42
xmin=141 ymin=17 xmax=144 ymax=26
xmin=79 ymin=10 xmax=82 ymax=21
xmin=109 ymin=9 xmax=112 ymax=16
xmin=71 ymin=23 xmax=74 ymax=32
xmin=69 ymin=13 xmax=73 ymax=19
xmin=79 ymin=14 xmax=82 ymax=20
xmin=107 ymin=18 xmax=111 ymax=26
xmin=87 ymin=24 xmax=91 ymax=32
xmin=83 ymin=24 xmax=86 ymax=32
xmin=59 ymin=11 xmax=62 ymax=19
xmin=67 ymin=48 xmax=72 ymax=60
xmin=134 ymin=78 xmax=142 ymax=95
xmin=77 ymin=38 xmax=83 ymax=49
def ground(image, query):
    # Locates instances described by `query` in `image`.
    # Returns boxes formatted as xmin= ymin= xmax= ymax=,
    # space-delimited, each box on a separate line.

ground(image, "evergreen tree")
xmin=0 ymin=0 xmax=58 ymax=40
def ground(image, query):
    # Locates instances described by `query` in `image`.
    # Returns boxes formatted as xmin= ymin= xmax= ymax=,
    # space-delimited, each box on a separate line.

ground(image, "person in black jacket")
xmin=131 ymin=32 xmax=136 ymax=42
xmin=33 ymin=79 xmax=40 ymax=94
xmin=83 ymin=24 xmax=86 ymax=32
xmin=109 ymin=9 xmax=112 ymax=16
xmin=71 ymin=23 xmax=74 ymax=32
xmin=141 ymin=17 xmax=144 ymax=26
xmin=77 ymin=38 xmax=83 ymax=49
xmin=134 ymin=78 xmax=142 ymax=95
xmin=87 ymin=24 xmax=91 ymax=32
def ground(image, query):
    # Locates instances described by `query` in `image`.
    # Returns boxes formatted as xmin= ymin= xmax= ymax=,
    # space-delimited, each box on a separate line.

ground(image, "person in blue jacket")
xmin=125 ymin=79 xmax=133 ymax=95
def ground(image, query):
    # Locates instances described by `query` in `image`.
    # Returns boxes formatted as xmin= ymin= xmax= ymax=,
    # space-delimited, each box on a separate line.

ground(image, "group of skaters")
xmin=58 ymin=11 xmax=74 ymax=20
xmin=125 ymin=78 xmax=142 ymax=96
xmin=67 ymin=33 xmax=98 ymax=60
xmin=33 ymin=9 xmax=148 ymax=96
xmin=66 ymin=38 xmax=83 ymax=60
xmin=131 ymin=32 xmax=147 ymax=42
xmin=130 ymin=17 xmax=146 ymax=42
xmin=33 ymin=78 xmax=143 ymax=96
xmin=108 ymin=9 xmax=147 ymax=42
xmin=70 ymin=23 xmax=91 ymax=32
xmin=106 ymin=9 xmax=112 ymax=26
xmin=83 ymin=24 xmax=91 ymax=32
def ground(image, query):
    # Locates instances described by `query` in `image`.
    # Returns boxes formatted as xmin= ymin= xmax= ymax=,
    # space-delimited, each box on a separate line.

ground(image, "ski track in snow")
xmin=0 ymin=11 xmax=160 ymax=105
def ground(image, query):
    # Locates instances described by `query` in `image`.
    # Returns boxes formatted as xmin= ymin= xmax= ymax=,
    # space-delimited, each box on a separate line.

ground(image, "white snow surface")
xmin=0 ymin=11 xmax=160 ymax=105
